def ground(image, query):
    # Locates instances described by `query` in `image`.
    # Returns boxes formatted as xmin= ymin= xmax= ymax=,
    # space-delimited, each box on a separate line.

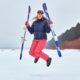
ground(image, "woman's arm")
xmin=27 ymin=23 xmax=34 ymax=34
xmin=44 ymin=20 xmax=51 ymax=33
xmin=25 ymin=21 xmax=34 ymax=34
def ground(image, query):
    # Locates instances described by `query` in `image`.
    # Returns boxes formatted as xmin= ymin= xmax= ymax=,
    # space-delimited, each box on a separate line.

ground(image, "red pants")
xmin=29 ymin=39 xmax=49 ymax=61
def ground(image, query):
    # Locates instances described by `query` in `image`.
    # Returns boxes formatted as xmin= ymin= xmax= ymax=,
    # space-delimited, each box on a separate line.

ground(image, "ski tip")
xmin=43 ymin=3 xmax=47 ymax=10
xmin=28 ymin=5 xmax=31 ymax=13
xmin=20 ymin=55 xmax=22 ymax=60
xmin=59 ymin=54 xmax=62 ymax=57
xmin=20 ymin=57 xmax=22 ymax=60
xmin=43 ymin=3 xmax=46 ymax=5
xmin=58 ymin=51 xmax=62 ymax=57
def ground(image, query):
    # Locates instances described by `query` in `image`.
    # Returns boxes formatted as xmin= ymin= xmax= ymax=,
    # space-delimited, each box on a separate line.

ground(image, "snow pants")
xmin=29 ymin=39 xmax=49 ymax=61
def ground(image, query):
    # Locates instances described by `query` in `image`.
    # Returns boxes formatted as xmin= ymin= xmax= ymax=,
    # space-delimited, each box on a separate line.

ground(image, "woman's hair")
xmin=32 ymin=10 xmax=47 ymax=20
xmin=32 ymin=15 xmax=46 ymax=20
xmin=37 ymin=10 xmax=44 ymax=14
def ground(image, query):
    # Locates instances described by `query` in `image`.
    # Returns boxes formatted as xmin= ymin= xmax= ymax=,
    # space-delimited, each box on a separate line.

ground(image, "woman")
xmin=25 ymin=10 xmax=53 ymax=67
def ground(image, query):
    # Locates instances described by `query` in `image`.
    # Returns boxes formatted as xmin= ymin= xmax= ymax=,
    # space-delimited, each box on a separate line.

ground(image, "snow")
xmin=0 ymin=49 xmax=80 ymax=80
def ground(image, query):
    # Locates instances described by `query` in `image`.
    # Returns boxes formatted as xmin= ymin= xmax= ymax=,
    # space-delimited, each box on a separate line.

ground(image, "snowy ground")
xmin=0 ymin=49 xmax=80 ymax=80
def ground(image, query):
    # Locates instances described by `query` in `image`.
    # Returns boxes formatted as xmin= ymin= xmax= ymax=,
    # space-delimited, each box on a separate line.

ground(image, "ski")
xmin=20 ymin=5 xmax=31 ymax=60
xmin=43 ymin=3 xmax=62 ymax=57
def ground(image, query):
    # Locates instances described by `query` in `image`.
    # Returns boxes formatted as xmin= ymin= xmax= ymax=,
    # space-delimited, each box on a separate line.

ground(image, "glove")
xmin=25 ymin=21 xmax=30 ymax=27
xmin=49 ymin=20 xmax=54 ymax=31
xmin=48 ymin=20 xmax=53 ymax=25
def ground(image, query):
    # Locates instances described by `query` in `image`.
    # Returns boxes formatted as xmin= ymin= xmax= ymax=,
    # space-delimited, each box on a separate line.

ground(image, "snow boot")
xmin=34 ymin=58 xmax=39 ymax=63
xmin=46 ymin=57 xmax=52 ymax=67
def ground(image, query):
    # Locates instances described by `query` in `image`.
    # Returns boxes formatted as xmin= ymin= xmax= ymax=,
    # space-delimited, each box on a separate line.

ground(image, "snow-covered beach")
xmin=0 ymin=49 xmax=80 ymax=80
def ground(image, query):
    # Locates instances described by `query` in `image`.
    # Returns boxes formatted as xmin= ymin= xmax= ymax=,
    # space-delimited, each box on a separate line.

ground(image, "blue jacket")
xmin=27 ymin=19 xmax=51 ymax=40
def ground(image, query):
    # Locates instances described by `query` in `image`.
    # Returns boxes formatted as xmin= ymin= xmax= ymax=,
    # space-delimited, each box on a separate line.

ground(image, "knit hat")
xmin=37 ymin=10 xmax=44 ymax=14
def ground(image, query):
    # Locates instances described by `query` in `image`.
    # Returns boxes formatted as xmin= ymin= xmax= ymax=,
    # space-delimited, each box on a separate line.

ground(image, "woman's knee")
xmin=34 ymin=50 xmax=40 ymax=56
xmin=29 ymin=50 xmax=34 ymax=56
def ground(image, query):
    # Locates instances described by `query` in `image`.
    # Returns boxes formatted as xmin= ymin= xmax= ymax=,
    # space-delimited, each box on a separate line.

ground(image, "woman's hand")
xmin=25 ymin=21 xmax=30 ymax=27
xmin=48 ymin=20 xmax=53 ymax=25
xmin=23 ymin=21 xmax=30 ymax=30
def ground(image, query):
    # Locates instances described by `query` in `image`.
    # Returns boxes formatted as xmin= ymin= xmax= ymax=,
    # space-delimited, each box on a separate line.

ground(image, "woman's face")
xmin=37 ymin=13 xmax=43 ymax=20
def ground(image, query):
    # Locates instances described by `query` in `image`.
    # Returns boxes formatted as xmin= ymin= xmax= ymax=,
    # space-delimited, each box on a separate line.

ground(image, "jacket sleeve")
xmin=44 ymin=20 xmax=51 ymax=33
xmin=27 ymin=23 xmax=34 ymax=34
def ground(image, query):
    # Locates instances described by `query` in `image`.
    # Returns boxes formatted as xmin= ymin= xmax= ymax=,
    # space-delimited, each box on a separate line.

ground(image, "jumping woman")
xmin=25 ymin=10 xmax=53 ymax=67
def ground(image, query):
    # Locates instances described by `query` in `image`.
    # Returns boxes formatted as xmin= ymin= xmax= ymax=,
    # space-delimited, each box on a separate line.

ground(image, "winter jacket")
xmin=27 ymin=19 xmax=51 ymax=40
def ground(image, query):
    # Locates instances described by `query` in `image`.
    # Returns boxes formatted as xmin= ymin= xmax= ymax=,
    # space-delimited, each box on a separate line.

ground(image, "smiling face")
xmin=37 ymin=13 xmax=43 ymax=20
xmin=37 ymin=10 xmax=44 ymax=20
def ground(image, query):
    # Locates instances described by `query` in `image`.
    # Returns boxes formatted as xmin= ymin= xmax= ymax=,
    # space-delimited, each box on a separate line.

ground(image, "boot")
xmin=34 ymin=58 xmax=39 ymax=63
xmin=46 ymin=57 xmax=52 ymax=67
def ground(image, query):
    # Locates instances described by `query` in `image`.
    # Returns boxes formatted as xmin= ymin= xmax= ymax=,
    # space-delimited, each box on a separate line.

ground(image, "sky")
xmin=0 ymin=0 xmax=80 ymax=49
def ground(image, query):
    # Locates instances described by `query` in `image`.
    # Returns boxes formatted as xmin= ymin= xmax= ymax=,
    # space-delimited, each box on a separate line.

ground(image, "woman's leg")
xmin=29 ymin=40 xmax=38 ymax=58
xmin=34 ymin=40 xmax=49 ymax=61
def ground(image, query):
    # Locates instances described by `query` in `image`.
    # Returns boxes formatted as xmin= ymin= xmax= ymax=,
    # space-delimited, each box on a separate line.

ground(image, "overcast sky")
xmin=0 ymin=0 xmax=80 ymax=49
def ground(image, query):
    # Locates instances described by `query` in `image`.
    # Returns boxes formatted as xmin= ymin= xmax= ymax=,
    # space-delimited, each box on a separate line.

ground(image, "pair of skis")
xmin=20 ymin=3 xmax=62 ymax=60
